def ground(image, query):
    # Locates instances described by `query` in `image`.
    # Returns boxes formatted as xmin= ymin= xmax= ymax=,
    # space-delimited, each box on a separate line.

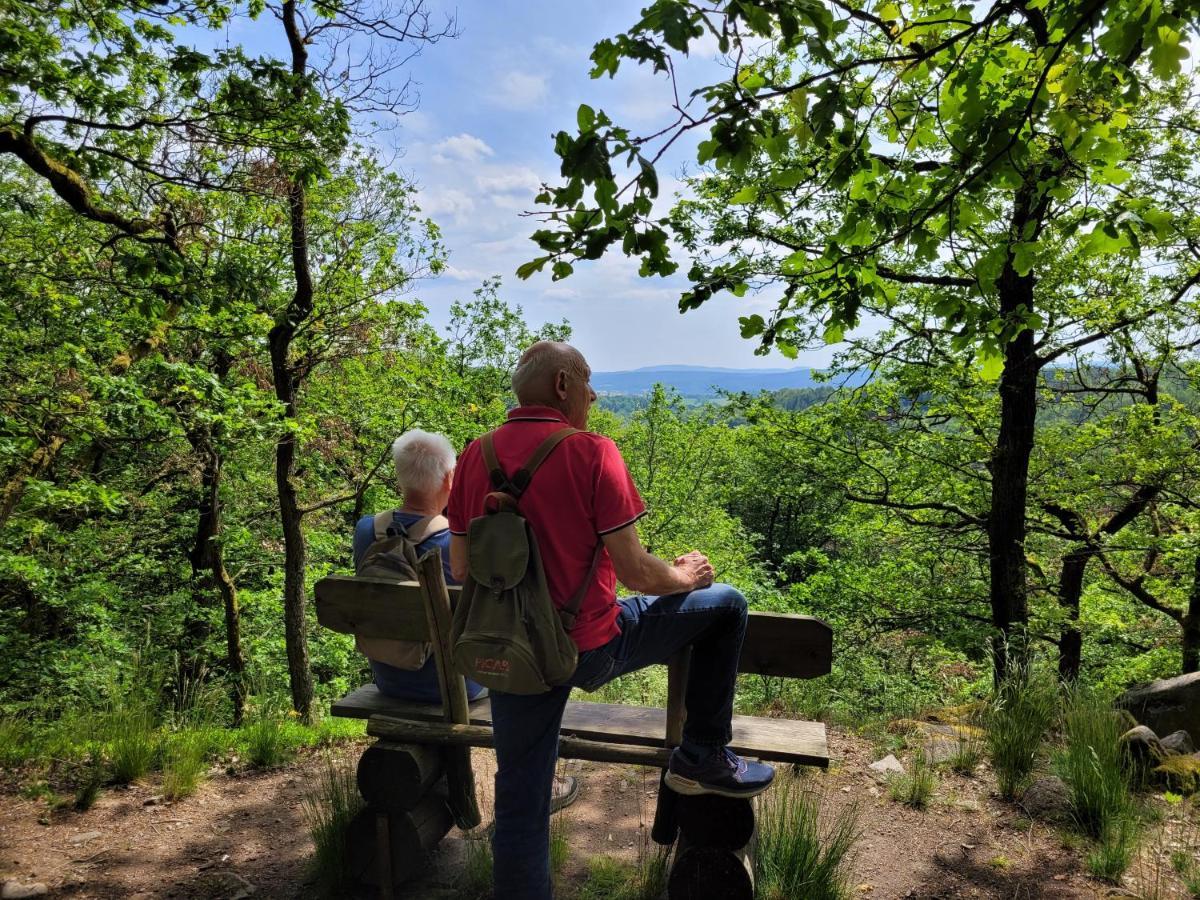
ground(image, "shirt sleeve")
xmin=351 ymin=515 xmax=376 ymax=569
xmin=591 ymin=437 xmax=647 ymax=535
xmin=447 ymin=441 xmax=476 ymax=536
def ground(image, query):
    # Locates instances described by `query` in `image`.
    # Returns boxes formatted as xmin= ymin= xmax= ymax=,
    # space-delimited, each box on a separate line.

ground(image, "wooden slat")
xmin=319 ymin=582 xmax=832 ymax=681
xmin=337 ymin=685 xmax=828 ymax=767
xmin=314 ymin=575 xmax=430 ymax=642
xmin=368 ymin=715 xmax=672 ymax=768
xmin=741 ymin=612 xmax=832 ymax=679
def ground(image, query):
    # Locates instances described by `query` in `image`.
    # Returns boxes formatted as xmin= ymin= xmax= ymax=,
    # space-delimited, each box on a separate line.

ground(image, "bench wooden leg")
xmin=651 ymin=769 xmax=679 ymax=845
xmin=375 ymin=811 xmax=394 ymax=900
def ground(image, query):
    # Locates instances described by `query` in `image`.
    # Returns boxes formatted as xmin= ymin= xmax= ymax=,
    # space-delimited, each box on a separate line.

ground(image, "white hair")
xmin=391 ymin=429 xmax=455 ymax=493
xmin=511 ymin=341 xmax=588 ymax=403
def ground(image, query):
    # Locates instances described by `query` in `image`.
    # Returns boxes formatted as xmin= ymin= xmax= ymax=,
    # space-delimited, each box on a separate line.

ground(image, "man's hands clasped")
xmin=673 ymin=550 xmax=714 ymax=590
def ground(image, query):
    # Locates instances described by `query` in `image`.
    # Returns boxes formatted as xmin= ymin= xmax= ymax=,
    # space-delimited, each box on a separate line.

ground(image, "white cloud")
xmin=443 ymin=264 xmax=491 ymax=282
xmin=431 ymin=133 xmax=495 ymax=164
xmin=490 ymin=70 xmax=548 ymax=110
xmin=420 ymin=187 xmax=477 ymax=224
xmin=475 ymin=166 xmax=542 ymax=194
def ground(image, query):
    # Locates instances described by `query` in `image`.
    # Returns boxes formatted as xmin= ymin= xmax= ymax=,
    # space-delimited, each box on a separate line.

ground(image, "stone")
xmin=1161 ymin=730 xmax=1196 ymax=756
xmin=67 ymin=831 xmax=102 ymax=845
xmin=1120 ymin=725 xmax=1165 ymax=768
xmin=1020 ymin=776 xmax=1071 ymax=822
xmin=923 ymin=740 xmax=961 ymax=765
xmin=1153 ymin=753 xmax=1200 ymax=794
xmin=1118 ymin=672 xmax=1200 ymax=745
xmin=1 ymin=883 xmax=49 ymax=899
xmin=868 ymin=754 xmax=905 ymax=775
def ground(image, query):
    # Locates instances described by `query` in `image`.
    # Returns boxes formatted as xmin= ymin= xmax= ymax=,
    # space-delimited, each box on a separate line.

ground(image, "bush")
xmin=888 ymin=751 xmax=937 ymax=809
xmin=755 ymin=776 xmax=860 ymax=900
xmin=302 ymin=755 xmax=365 ymax=897
xmin=1054 ymin=688 xmax=1133 ymax=839
xmin=985 ymin=658 xmax=1058 ymax=800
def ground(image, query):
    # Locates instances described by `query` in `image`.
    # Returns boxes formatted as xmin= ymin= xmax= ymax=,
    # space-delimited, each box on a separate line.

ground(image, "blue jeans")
xmin=371 ymin=657 xmax=487 ymax=704
xmin=489 ymin=583 xmax=748 ymax=899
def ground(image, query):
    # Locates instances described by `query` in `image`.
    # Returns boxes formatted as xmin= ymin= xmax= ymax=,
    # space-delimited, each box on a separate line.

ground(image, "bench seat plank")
xmin=334 ymin=685 xmax=828 ymax=767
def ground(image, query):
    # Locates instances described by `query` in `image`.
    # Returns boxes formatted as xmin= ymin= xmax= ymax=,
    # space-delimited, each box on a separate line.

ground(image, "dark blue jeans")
xmin=489 ymin=583 xmax=748 ymax=899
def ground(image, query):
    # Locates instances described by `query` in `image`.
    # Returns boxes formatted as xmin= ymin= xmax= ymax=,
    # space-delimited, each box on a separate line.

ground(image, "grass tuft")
xmin=459 ymin=835 xmax=493 ymax=900
xmin=162 ymin=728 xmax=211 ymax=800
xmin=73 ymin=750 xmax=105 ymax=811
xmin=755 ymin=775 xmax=861 ymax=900
xmin=1087 ymin=814 xmax=1139 ymax=883
xmin=888 ymin=751 xmax=937 ymax=809
xmin=302 ymin=754 xmax=365 ymax=897
xmin=1054 ymin=688 xmax=1133 ymax=839
xmin=985 ymin=658 xmax=1059 ymax=800
xmin=949 ymin=730 xmax=985 ymax=776
xmin=106 ymin=699 xmax=159 ymax=785
xmin=243 ymin=694 xmax=295 ymax=769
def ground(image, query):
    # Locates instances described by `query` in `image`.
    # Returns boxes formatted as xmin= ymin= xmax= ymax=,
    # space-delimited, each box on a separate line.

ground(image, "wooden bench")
xmin=315 ymin=550 xmax=832 ymax=898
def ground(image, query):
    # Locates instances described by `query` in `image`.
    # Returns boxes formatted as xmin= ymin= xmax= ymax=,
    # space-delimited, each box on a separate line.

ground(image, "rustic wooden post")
xmin=357 ymin=741 xmax=444 ymax=810
xmin=652 ymin=647 xmax=690 ymax=845
xmin=415 ymin=548 xmax=481 ymax=829
xmin=346 ymin=793 xmax=456 ymax=889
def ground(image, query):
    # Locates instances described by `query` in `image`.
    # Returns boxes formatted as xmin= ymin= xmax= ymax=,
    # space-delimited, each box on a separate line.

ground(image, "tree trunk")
xmin=1057 ymin=548 xmax=1088 ymax=681
xmin=1183 ymin=554 xmax=1200 ymax=675
xmin=988 ymin=294 xmax=1038 ymax=678
xmin=0 ymin=435 xmax=66 ymax=528
xmin=188 ymin=413 xmax=247 ymax=724
xmin=269 ymin=0 xmax=317 ymax=720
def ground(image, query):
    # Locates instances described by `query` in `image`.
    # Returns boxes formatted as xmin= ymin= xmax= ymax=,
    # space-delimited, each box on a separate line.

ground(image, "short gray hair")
xmin=391 ymin=429 xmax=455 ymax=493
xmin=511 ymin=341 xmax=588 ymax=403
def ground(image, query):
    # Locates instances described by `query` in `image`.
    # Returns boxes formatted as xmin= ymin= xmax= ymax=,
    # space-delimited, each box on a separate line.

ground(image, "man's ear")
xmin=554 ymin=369 xmax=569 ymax=399
xmin=443 ymin=470 xmax=454 ymax=492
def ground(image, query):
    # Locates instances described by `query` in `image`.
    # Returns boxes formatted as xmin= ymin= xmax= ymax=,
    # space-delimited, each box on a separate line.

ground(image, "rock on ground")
xmin=1 ymin=882 xmax=49 ymax=899
xmin=869 ymin=754 xmax=905 ymax=775
xmin=1020 ymin=776 xmax=1072 ymax=822
xmin=1120 ymin=725 xmax=1165 ymax=767
xmin=1161 ymin=730 xmax=1196 ymax=756
xmin=1119 ymin=671 xmax=1200 ymax=745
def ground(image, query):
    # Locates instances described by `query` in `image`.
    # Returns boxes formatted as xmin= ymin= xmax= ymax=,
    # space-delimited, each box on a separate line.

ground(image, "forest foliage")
xmin=2 ymin=0 xmax=1200 ymax=739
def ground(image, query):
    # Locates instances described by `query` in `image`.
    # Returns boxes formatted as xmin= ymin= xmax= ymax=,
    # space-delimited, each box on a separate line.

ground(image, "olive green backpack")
xmin=450 ymin=428 xmax=600 ymax=694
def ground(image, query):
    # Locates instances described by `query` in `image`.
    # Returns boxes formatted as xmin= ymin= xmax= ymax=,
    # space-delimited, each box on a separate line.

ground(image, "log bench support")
xmin=315 ymin=553 xmax=833 ymax=898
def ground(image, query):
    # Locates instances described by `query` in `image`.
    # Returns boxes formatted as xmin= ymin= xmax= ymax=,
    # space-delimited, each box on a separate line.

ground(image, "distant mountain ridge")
xmin=591 ymin=365 xmax=860 ymax=396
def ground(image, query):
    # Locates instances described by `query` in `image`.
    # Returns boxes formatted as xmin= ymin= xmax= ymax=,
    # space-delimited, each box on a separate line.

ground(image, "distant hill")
xmin=591 ymin=365 xmax=861 ymax=396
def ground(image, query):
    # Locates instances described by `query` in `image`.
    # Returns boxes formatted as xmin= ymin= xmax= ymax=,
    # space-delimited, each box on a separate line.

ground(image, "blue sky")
xmin=244 ymin=2 xmax=839 ymax=371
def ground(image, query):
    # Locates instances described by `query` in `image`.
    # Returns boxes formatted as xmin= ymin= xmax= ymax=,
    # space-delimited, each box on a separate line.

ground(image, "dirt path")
xmin=0 ymin=728 xmax=1163 ymax=899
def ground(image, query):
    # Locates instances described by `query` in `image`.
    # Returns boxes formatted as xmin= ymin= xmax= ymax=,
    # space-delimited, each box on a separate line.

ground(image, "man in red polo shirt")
xmin=448 ymin=341 xmax=772 ymax=900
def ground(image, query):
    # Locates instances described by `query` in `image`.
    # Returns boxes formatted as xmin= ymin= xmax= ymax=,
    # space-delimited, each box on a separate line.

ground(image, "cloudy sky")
xmin=258 ymin=2 xmax=840 ymax=371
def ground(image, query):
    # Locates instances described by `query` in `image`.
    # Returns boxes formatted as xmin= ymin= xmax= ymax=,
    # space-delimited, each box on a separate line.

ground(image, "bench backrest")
xmin=315 ymin=573 xmax=833 ymax=681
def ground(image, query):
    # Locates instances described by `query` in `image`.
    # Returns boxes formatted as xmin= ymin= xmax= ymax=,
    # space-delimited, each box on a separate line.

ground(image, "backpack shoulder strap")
xmin=559 ymin=541 xmax=603 ymax=632
xmin=514 ymin=428 xmax=580 ymax=492
xmin=405 ymin=514 xmax=449 ymax=545
xmin=373 ymin=509 xmax=398 ymax=541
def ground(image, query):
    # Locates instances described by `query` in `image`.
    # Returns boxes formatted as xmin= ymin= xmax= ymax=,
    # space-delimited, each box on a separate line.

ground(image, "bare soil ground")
xmin=0 ymin=727 xmax=1183 ymax=899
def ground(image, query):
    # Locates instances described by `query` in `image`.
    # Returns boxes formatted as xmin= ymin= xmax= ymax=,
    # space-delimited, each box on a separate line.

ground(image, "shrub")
xmin=302 ymin=755 xmax=365 ymax=897
xmin=985 ymin=658 xmax=1058 ymax=799
xmin=1087 ymin=814 xmax=1139 ymax=883
xmin=888 ymin=751 xmax=937 ymax=809
xmin=755 ymin=776 xmax=861 ymax=900
xmin=0 ymin=717 xmax=34 ymax=767
xmin=1054 ymin=688 xmax=1133 ymax=839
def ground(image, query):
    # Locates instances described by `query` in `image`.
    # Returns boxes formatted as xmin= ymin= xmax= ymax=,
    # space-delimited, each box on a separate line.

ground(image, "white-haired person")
xmin=352 ymin=429 xmax=580 ymax=811
xmin=352 ymin=429 xmax=487 ymax=703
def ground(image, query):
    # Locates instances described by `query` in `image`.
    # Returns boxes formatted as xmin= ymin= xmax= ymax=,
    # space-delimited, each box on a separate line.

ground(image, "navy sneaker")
xmin=664 ymin=746 xmax=775 ymax=799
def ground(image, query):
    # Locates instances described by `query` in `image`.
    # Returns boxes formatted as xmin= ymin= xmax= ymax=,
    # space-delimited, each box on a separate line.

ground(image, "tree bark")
xmin=268 ymin=0 xmax=317 ymax=719
xmin=1184 ymin=554 xmax=1200 ymax=675
xmin=1056 ymin=548 xmax=1088 ymax=681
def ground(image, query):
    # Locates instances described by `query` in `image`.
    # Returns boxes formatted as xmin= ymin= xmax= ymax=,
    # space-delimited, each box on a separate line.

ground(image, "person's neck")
xmin=400 ymin=491 xmax=445 ymax=517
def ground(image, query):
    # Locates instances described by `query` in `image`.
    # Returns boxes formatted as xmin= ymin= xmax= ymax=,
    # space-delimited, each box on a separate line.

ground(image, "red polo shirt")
xmin=448 ymin=406 xmax=646 ymax=652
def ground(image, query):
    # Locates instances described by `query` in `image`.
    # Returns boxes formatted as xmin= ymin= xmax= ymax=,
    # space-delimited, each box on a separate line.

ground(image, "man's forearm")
xmin=619 ymin=551 xmax=695 ymax=597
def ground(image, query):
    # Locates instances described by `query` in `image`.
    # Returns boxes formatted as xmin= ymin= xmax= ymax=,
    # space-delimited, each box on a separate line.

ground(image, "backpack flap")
xmin=467 ymin=511 xmax=529 ymax=591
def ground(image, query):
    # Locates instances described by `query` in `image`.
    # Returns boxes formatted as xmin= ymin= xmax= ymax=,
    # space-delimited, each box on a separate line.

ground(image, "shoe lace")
xmin=719 ymin=747 xmax=741 ymax=770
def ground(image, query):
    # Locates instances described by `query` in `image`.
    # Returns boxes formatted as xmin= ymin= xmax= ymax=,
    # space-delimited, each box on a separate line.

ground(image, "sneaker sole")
xmin=663 ymin=770 xmax=773 ymax=799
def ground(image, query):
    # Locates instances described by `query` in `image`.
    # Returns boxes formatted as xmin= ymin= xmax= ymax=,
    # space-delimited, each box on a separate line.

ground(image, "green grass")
xmin=162 ymin=728 xmax=212 ymax=800
xmin=575 ymin=849 xmax=671 ymax=900
xmin=1087 ymin=813 xmax=1139 ymax=883
xmin=755 ymin=776 xmax=861 ymax=900
xmin=302 ymin=755 xmax=365 ymax=897
xmin=949 ymin=731 xmax=985 ymax=776
xmin=242 ymin=694 xmax=297 ymax=769
xmin=105 ymin=698 xmax=159 ymax=784
xmin=888 ymin=751 xmax=937 ymax=809
xmin=985 ymin=659 xmax=1059 ymax=800
xmin=459 ymin=836 xmax=493 ymax=900
xmin=550 ymin=810 xmax=569 ymax=878
xmin=73 ymin=750 xmax=105 ymax=810
xmin=1054 ymin=688 xmax=1133 ymax=839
